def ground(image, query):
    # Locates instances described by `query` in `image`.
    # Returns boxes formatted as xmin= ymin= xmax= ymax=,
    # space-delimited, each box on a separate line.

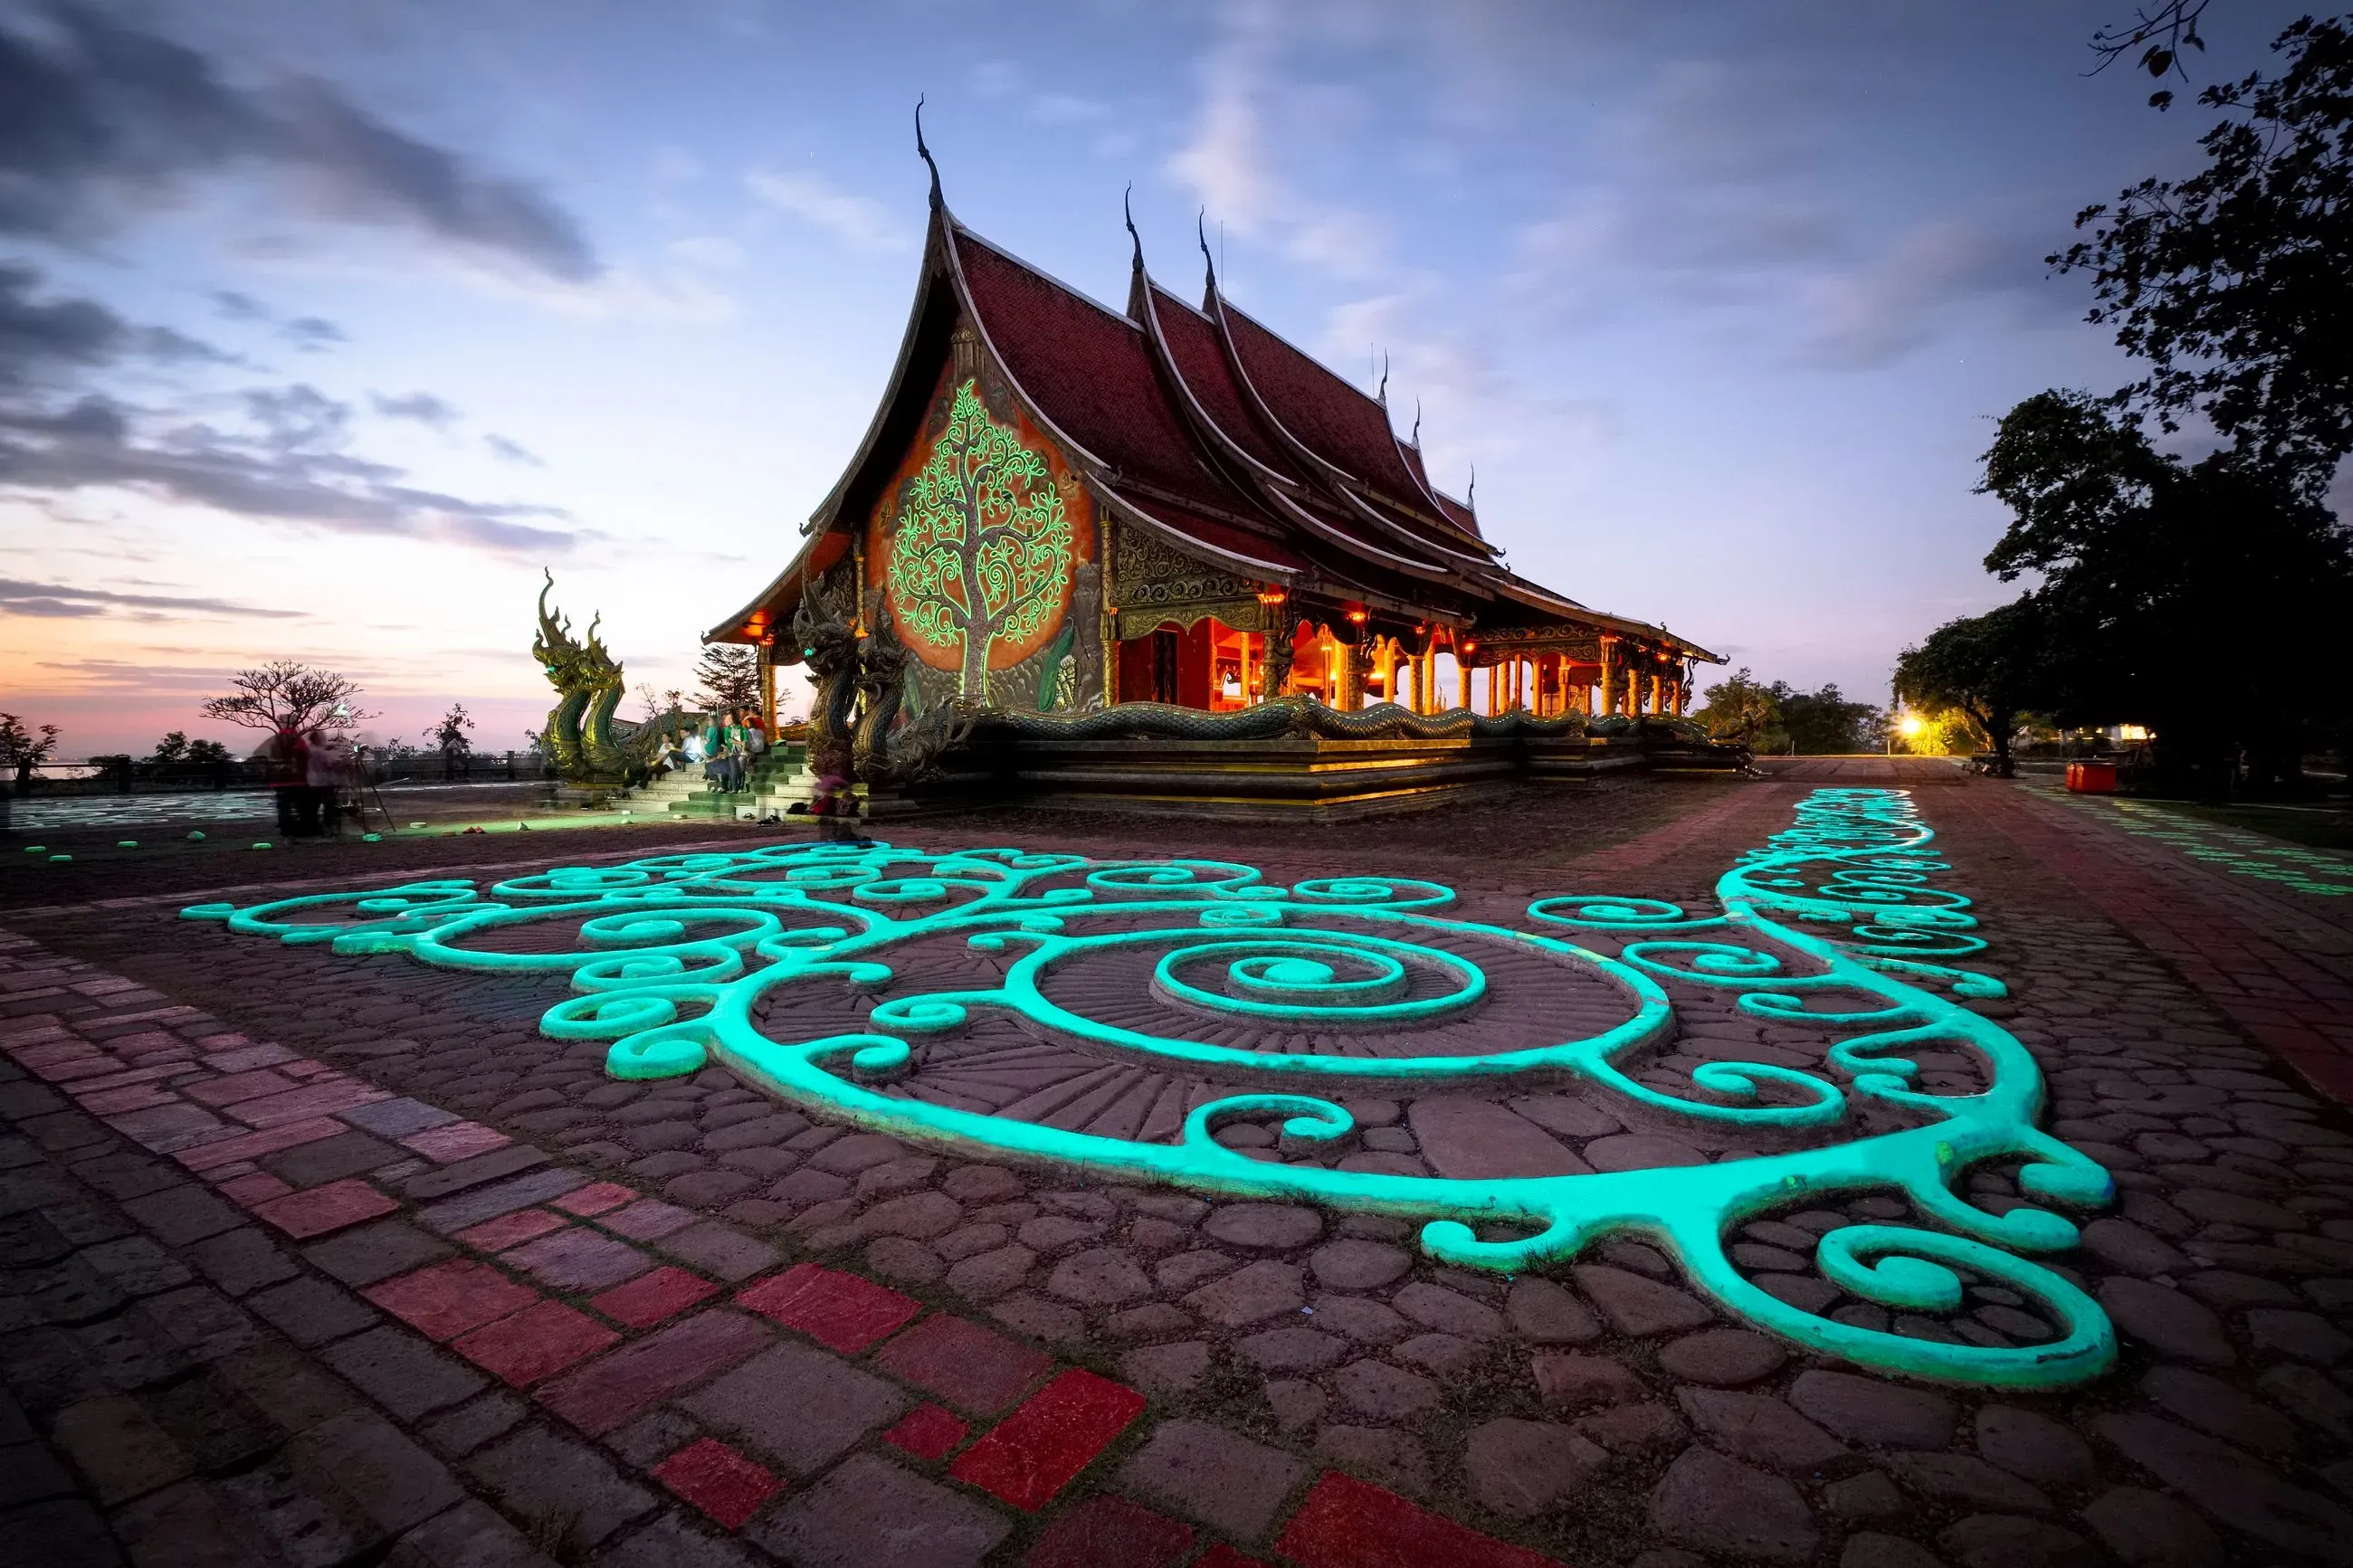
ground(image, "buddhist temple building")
xmin=709 ymin=155 xmax=1720 ymax=745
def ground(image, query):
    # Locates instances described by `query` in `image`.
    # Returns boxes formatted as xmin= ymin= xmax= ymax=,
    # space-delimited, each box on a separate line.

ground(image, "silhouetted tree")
xmin=1893 ymin=599 xmax=2049 ymax=775
xmin=1771 ymin=682 xmax=1881 ymax=755
xmin=0 ymin=714 xmax=62 ymax=790
xmin=201 ymin=662 xmax=374 ymax=735
xmin=693 ymin=646 xmax=761 ymax=717
xmin=1977 ymin=390 xmax=2353 ymax=794
xmin=426 ymin=705 xmax=473 ymax=755
xmin=2088 ymin=0 xmax=2211 ymax=106
xmin=2054 ymin=16 xmax=2353 ymax=497
xmin=1692 ymin=669 xmax=1778 ymax=745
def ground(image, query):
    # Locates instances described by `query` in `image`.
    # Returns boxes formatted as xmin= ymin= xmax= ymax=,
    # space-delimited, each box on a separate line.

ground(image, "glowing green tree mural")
xmin=887 ymin=380 xmax=1075 ymax=702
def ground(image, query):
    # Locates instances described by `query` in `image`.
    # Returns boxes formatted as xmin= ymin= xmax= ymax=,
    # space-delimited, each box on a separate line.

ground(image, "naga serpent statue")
xmin=793 ymin=567 xmax=862 ymax=782
xmin=532 ymin=571 xmax=665 ymax=784
xmin=970 ymin=695 xmax=1591 ymax=744
xmin=853 ymin=591 xmax=975 ymax=786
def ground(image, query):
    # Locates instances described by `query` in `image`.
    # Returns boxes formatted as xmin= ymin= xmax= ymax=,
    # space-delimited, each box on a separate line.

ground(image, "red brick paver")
xmin=737 ymin=1262 xmax=922 ymax=1354
xmin=875 ymin=1311 xmax=1054 ymax=1415
xmin=1193 ymin=1547 xmax=1277 ymax=1568
xmin=653 ymin=1437 xmax=786 ymax=1529
xmin=252 ymin=1176 xmax=400 ymax=1238
xmin=453 ymin=1207 xmax=568 ymax=1252
xmin=550 ymin=1180 xmax=636 ymax=1216
xmin=535 ymin=1308 xmax=773 ymax=1436
xmin=215 ymin=1171 xmax=292 ymax=1207
xmin=452 ymin=1299 xmax=620 ymax=1386
xmin=589 ymin=1265 xmax=720 ymax=1329
xmin=1024 ymin=1495 xmax=1195 ymax=1568
xmin=226 ymin=1077 xmax=386 ymax=1127
xmin=363 ymin=1258 xmax=540 ymax=1341
xmin=402 ymin=1119 xmax=510 ymax=1161
xmin=881 ymin=1403 xmax=972 ymax=1461
xmin=948 ymin=1369 xmax=1145 ymax=1512
xmin=1274 ymin=1471 xmax=1560 ymax=1568
xmin=173 ymin=1114 xmax=347 ymax=1172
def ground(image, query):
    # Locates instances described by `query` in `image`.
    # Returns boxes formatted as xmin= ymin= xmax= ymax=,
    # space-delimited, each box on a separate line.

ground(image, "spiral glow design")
xmin=184 ymin=786 xmax=2116 ymax=1389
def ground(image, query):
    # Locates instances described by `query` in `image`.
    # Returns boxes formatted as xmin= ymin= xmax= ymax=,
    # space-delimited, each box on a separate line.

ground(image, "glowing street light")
xmin=1890 ymin=708 xmax=1927 ymax=755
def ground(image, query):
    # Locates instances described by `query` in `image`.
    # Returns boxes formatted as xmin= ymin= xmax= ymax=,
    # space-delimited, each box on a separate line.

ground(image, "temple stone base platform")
xmin=788 ymin=729 xmax=1735 ymax=821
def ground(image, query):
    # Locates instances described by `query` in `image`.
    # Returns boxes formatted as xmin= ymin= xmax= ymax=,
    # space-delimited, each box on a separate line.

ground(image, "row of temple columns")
xmin=1370 ymin=639 xmax=1686 ymax=718
xmin=1269 ymin=620 xmax=1687 ymax=717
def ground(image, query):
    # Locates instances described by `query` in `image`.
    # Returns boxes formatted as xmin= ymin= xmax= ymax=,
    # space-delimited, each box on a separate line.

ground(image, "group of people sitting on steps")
xmin=660 ymin=708 xmax=766 ymax=794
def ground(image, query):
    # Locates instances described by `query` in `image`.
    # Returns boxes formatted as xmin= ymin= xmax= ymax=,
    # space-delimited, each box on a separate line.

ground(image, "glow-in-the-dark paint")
xmin=185 ymin=788 xmax=2114 ymax=1387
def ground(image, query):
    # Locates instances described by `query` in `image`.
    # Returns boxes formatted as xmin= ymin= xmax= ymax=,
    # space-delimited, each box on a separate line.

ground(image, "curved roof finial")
xmin=1377 ymin=351 xmax=1389 ymax=406
xmin=1466 ymin=461 xmax=1477 ymax=508
xmin=1412 ymin=399 xmax=1422 ymax=446
xmin=914 ymin=95 xmax=942 ymax=209
xmin=1124 ymin=182 xmax=1142 ymax=271
xmin=1196 ymin=208 xmax=1215 ymax=292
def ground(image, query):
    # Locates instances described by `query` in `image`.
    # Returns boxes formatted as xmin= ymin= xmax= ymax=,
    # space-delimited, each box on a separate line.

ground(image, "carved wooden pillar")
xmin=1598 ymin=637 xmax=1618 ymax=716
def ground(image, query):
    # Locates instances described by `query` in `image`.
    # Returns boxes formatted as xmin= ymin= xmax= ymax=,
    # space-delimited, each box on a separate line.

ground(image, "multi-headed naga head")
xmin=793 ymin=567 xmax=860 ymax=681
xmin=534 ymin=569 xmax=623 ymax=694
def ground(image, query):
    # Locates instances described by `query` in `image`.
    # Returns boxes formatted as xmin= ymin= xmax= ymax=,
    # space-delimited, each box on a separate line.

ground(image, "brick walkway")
xmin=1972 ymin=781 xmax=2353 ymax=1104
xmin=2 ymin=767 xmax=2349 ymax=1567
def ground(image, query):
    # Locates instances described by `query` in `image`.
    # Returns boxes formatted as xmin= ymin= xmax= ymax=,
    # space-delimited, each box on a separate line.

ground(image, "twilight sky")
xmin=0 ymin=0 xmax=2325 ymax=756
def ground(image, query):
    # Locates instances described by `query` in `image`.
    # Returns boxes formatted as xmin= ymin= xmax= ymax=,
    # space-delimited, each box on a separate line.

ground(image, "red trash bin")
xmin=2066 ymin=761 xmax=2118 ymax=794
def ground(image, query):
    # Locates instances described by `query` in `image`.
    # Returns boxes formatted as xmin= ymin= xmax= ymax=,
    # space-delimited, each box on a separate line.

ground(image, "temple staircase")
xmin=617 ymin=746 xmax=808 ymax=822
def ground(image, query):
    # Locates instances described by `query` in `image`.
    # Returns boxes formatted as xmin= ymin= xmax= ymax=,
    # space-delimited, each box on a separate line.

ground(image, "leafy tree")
xmin=1691 ymin=668 xmax=1778 ymax=745
xmin=1772 ymin=682 xmax=1881 ymax=755
xmin=887 ymin=379 xmax=1074 ymax=701
xmin=425 ymin=704 xmax=474 ymax=759
xmin=0 ymin=713 xmax=62 ymax=789
xmin=1898 ymin=708 xmax=1987 ymax=757
xmin=1892 ymin=598 xmax=2048 ymax=776
xmin=636 ymin=683 xmax=690 ymax=726
xmin=148 ymin=730 xmax=229 ymax=766
xmin=2088 ymin=0 xmax=2211 ymax=106
xmin=692 ymin=648 xmax=760 ymax=717
xmin=2053 ymin=16 xmax=2353 ymax=498
xmin=1693 ymin=670 xmax=1878 ymax=753
xmin=1976 ymin=390 xmax=2353 ymax=795
xmin=201 ymin=661 xmax=374 ymax=735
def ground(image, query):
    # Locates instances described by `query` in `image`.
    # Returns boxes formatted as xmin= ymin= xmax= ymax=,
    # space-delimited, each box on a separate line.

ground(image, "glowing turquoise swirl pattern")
xmin=182 ymin=788 xmax=2117 ymax=1389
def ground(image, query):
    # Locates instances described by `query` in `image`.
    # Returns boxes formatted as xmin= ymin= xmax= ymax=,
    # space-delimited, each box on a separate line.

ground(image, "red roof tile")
xmin=1108 ymin=491 xmax=1308 ymax=575
xmin=1217 ymin=301 xmax=1436 ymax=509
xmin=1146 ymin=284 xmax=1301 ymax=482
xmin=954 ymin=230 xmax=1247 ymax=520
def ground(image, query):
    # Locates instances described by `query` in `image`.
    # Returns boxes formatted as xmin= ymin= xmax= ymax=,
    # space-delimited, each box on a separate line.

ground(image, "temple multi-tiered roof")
xmin=712 ymin=154 xmax=1718 ymax=725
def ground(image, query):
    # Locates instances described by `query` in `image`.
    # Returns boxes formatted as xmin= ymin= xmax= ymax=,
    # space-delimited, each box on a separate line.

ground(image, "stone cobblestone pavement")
xmin=1 ymin=763 xmax=2349 ymax=1567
